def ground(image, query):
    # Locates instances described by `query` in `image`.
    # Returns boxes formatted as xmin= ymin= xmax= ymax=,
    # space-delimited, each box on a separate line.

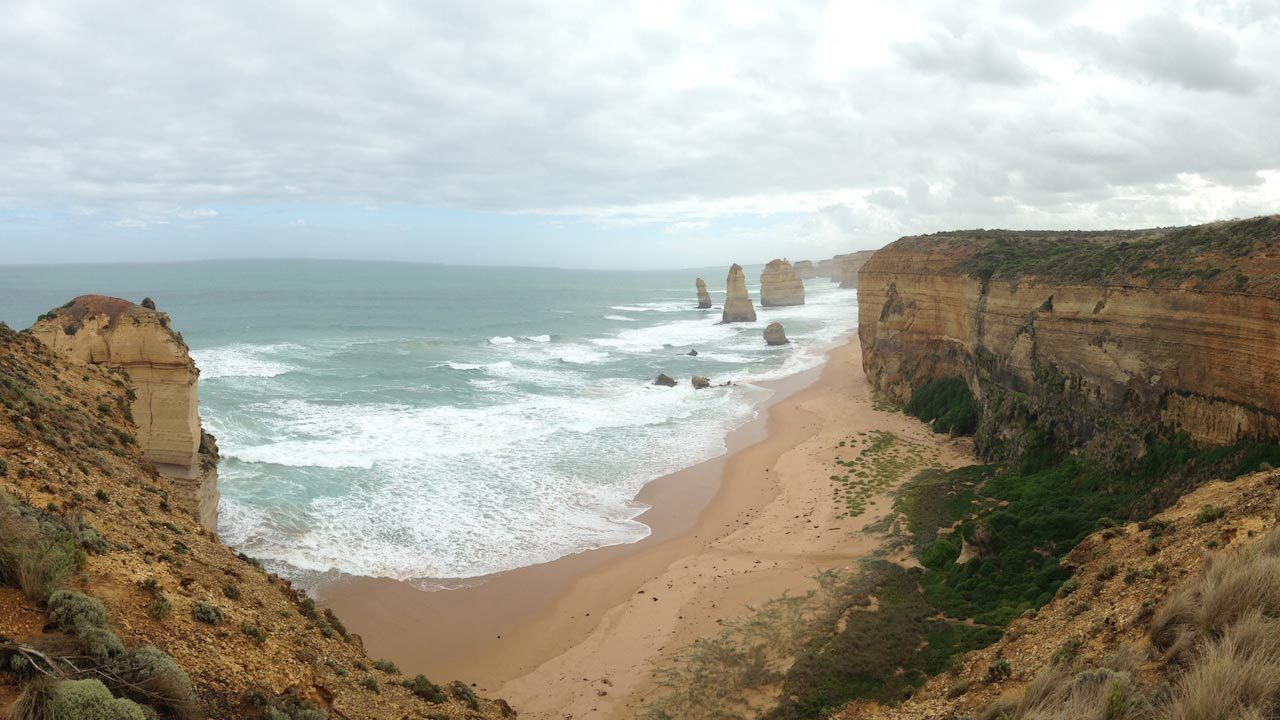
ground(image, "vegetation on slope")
xmin=0 ymin=322 xmax=509 ymax=719
xmin=904 ymin=378 xmax=978 ymax=436
xmin=947 ymin=215 xmax=1280 ymax=293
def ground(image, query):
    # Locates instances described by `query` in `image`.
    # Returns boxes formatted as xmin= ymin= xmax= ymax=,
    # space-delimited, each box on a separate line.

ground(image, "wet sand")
xmin=319 ymin=335 xmax=970 ymax=717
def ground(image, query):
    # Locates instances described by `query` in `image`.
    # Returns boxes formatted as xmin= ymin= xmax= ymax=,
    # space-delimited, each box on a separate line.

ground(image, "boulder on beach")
xmin=760 ymin=259 xmax=805 ymax=307
xmin=721 ymin=264 xmax=757 ymax=323
xmin=691 ymin=375 xmax=711 ymax=389
xmin=695 ymin=278 xmax=712 ymax=309
xmin=764 ymin=322 xmax=789 ymax=346
xmin=653 ymin=373 xmax=678 ymax=387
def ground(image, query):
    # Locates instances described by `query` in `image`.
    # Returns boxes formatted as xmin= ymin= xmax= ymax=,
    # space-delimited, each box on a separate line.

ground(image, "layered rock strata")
xmin=29 ymin=295 xmax=219 ymax=529
xmin=858 ymin=216 xmax=1280 ymax=459
xmin=835 ymin=250 xmax=877 ymax=288
xmin=721 ymin=264 xmax=758 ymax=323
xmin=793 ymin=260 xmax=817 ymax=279
xmin=696 ymin=277 xmax=712 ymax=308
xmin=760 ymin=259 xmax=806 ymax=307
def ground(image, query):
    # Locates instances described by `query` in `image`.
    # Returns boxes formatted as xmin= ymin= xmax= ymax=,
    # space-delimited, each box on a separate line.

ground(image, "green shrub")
xmin=192 ymin=600 xmax=223 ymax=625
xmin=905 ymin=378 xmax=978 ymax=435
xmin=1195 ymin=504 xmax=1226 ymax=525
xmin=148 ymin=594 xmax=171 ymax=620
xmin=360 ymin=677 xmax=379 ymax=693
xmin=108 ymin=645 xmax=197 ymax=719
xmin=372 ymin=658 xmax=399 ymax=674
xmin=46 ymin=679 xmax=148 ymax=720
xmin=448 ymin=680 xmax=479 ymax=710
xmin=49 ymin=589 xmax=108 ymax=633
xmin=222 ymin=582 xmax=241 ymax=600
xmin=403 ymin=674 xmax=446 ymax=703
xmin=985 ymin=658 xmax=1012 ymax=682
xmin=242 ymin=622 xmax=266 ymax=643
xmin=81 ymin=626 xmax=126 ymax=661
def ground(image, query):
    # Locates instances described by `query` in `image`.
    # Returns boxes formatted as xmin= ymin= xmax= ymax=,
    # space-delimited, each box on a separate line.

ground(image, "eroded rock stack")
xmin=760 ymin=259 xmax=805 ymax=307
xmin=835 ymin=250 xmax=877 ymax=288
xmin=764 ymin=322 xmax=789 ymax=345
xmin=793 ymin=260 xmax=816 ymax=279
xmin=696 ymin=278 xmax=712 ymax=308
xmin=29 ymin=295 xmax=219 ymax=529
xmin=721 ymin=264 xmax=757 ymax=323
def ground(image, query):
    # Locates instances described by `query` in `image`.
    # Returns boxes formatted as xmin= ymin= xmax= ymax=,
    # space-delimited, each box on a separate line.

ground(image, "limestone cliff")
xmin=815 ymin=258 xmax=833 ymax=278
xmin=29 ymin=296 xmax=218 ymax=529
xmin=858 ymin=216 xmax=1280 ymax=461
xmin=834 ymin=249 xmax=876 ymax=288
xmin=721 ymin=264 xmax=757 ymax=323
xmin=759 ymin=259 xmax=805 ymax=307
xmin=695 ymin=277 xmax=712 ymax=308
xmin=793 ymin=259 xmax=817 ymax=279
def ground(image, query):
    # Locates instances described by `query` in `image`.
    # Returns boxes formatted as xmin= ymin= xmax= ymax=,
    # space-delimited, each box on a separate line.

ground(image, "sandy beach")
xmin=320 ymin=335 xmax=972 ymax=717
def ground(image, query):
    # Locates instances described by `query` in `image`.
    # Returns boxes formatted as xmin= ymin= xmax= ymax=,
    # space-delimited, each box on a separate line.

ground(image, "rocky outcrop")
xmin=654 ymin=373 xmax=678 ymax=387
xmin=692 ymin=375 xmax=711 ymax=389
xmin=833 ymin=250 xmax=876 ymax=288
xmin=29 ymin=295 xmax=219 ymax=529
xmin=764 ymin=322 xmax=789 ymax=346
xmin=760 ymin=259 xmax=805 ymax=307
xmin=858 ymin=216 xmax=1280 ymax=460
xmin=721 ymin=264 xmax=757 ymax=323
xmin=793 ymin=260 xmax=817 ymax=279
xmin=695 ymin=278 xmax=712 ymax=308
xmin=816 ymin=258 xmax=833 ymax=278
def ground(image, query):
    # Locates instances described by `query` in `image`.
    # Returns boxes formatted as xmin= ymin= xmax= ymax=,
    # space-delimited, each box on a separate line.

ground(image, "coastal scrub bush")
xmin=372 ymin=658 xmax=399 ymax=674
xmin=193 ymin=600 xmax=224 ymax=625
xmin=403 ymin=674 xmax=446 ymax=702
xmin=448 ymin=680 xmax=480 ymax=710
xmin=905 ymin=378 xmax=978 ymax=435
xmin=49 ymin=589 xmax=108 ymax=633
xmin=0 ymin=498 xmax=85 ymax=602
xmin=46 ymin=679 xmax=147 ymax=720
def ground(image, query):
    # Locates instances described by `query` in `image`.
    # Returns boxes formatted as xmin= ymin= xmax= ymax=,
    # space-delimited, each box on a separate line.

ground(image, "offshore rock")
xmin=721 ymin=264 xmax=757 ymax=323
xmin=692 ymin=375 xmax=711 ymax=389
xmin=696 ymin=278 xmax=712 ymax=308
xmin=793 ymin=260 xmax=817 ymax=279
xmin=760 ymin=259 xmax=805 ymax=307
xmin=764 ymin=322 xmax=789 ymax=346
xmin=653 ymin=373 xmax=678 ymax=387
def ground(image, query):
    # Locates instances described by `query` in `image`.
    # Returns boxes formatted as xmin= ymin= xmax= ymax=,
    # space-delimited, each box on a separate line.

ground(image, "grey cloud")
xmin=1069 ymin=12 xmax=1260 ymax=94
xmin=894 ymin=28 xmax=1038 ymax=86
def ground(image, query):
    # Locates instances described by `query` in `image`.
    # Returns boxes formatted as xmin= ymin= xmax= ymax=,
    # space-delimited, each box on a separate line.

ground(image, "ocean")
xmin=0 ymin=259 xmax=858 ymax=584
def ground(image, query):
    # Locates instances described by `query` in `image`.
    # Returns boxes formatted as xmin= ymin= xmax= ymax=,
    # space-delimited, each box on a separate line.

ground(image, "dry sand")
xmin=320 ymin=336 xmax=970 ymax=718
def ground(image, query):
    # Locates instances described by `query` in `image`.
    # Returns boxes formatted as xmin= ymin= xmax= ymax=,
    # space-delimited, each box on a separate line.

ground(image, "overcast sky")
xmin=2 ymin=0 xmax=1278 ymax=268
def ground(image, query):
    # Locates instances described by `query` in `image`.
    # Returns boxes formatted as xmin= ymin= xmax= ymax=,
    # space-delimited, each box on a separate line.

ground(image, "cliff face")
xmin=29 ymin=296 xmax=218 ymax=528
xmin=721 ymin=263 xmax=757 ymax=323
xmin=858 ymin=216 xmax=1280 ymax=459
xmin=793 ymin=259 xmax=817 ymax=279
xmin=759 ymin=259 xmax=805 ymax=307
xmin=695 ymin=277 xmax=712 ymax=308
xmin=835 ymin=250 xmax=876 ymax=289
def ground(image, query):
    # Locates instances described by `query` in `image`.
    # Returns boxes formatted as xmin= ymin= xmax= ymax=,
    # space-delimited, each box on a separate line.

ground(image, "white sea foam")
xmin=602 ymin=314 xmax=638 ymax=322
xmin=212 ymin=283 xmax=861 ymax=582
xmin=192 ymin=343 xmax=300 ymax=380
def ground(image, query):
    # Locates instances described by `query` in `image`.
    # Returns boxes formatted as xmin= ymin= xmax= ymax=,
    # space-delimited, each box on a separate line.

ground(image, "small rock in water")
xmin=653 ymin=373 xmax=678 ymax=387
xmin=687 ymin=348 xmax=698 ymax=356
xmin=691 ymin=375 xmax=711 ymax=389
xmin=764 ymin=321 xmax=789 ymax=346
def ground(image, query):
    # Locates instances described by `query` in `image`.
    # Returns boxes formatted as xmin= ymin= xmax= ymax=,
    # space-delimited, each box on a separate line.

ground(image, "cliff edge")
xmin=859 ymin=216 xmax=1280 ymax=462
xmin=29 ymin=296 xmax=219 ymax=529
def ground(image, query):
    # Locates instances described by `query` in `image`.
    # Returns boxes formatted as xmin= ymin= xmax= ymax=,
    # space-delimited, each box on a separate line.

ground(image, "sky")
xmin=1 ymin=0 xmax=1278 ymax=269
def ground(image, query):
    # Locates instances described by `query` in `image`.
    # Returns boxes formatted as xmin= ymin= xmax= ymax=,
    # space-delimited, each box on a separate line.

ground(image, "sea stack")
xmin=29 ymin=295 xmax=219 ymax=529
xmin=760 ymin=259 xmax=805 ymax=307
xmin=695 ymin=277 xmax=712 ymax=308
xmin=836 ymin=250 xmax=876 ymax=288
xmin=721 ymin=264 xmax=757 ymax=323
xmin=793 ymin=260 xmax=816 ymax=279
xmin=764 ymin=322 xmax=789 ymax=345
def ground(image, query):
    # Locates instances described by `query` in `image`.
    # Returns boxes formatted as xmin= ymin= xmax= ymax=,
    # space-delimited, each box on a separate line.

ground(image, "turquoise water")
xmin=0 ymin=260 xmax=858 ymax=582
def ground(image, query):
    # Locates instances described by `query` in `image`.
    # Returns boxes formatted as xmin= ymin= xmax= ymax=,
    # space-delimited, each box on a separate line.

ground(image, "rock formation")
xmin=721 ymin=264 xmax=757 ymax=323
xmin=858 ymin=216 xmax=1280 ymax=459
xmin=695 ymin=278 xmax=712 ymax=308
xmin=832 ymin=250 xmax=877 ymax=288
xmin=793 ymin=260 xmax=817 ymax=279
xmin=29 ymin=295 xmax=219 ymax=529
xmin=815 ymin=258 xmax=833 ymax=279
xmin=687 ymin=349 xmax=698 ymax=356
xmin=692 ymin=375 xmax=711 ymax=389
xmin=653 ymin=373 xmax=677 ymax=387
xmin=759 ymin=259 xmax=805 ymax=307
xmin=764 ymin=322 xmax=789 ymax=346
